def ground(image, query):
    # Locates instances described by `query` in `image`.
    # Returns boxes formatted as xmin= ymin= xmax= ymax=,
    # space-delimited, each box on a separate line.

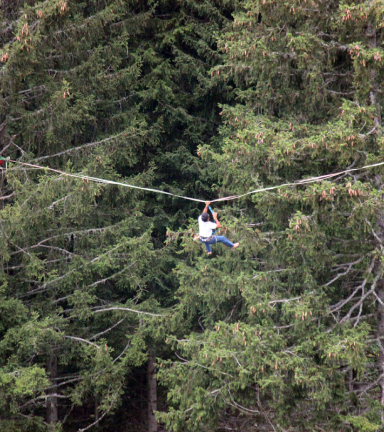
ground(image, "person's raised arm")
xmin=212 ymin=211 xmax=222 ymax=228
xmin=203 ymin=201 xmax=211 ymax=214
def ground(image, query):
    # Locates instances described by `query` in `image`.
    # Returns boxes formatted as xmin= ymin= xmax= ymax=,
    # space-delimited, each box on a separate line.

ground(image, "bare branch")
xmin=340 ymin=267 xmax=383 ymax=324
xmin=0 ymin=192 xmax=15 ymax=201
xmin=330 ymin=259 xmax=375 ymax=314
xmin=91 ymin=318 xmax=126 ymax=340
xmin=19 ymin=394 xmax=69 ymax=410
xmin=113 ymin=340 xmax=130 ymax=363
xmin=93 ymin=307 xmax=163 ymax=317
xmin=48 ymin=194 xmax=73 ymax=209
xmin=87 ymin=262 xmax=136 ymax=288
xmin=33 ymin=131 xmax=127 ymax=161
xmin=324 ymin=256 xmax=364 ymax=287
xmin=77 ymin=388 xmax=121 ymax=432
xmin=64 ymin=336 xmax=100 ymax=349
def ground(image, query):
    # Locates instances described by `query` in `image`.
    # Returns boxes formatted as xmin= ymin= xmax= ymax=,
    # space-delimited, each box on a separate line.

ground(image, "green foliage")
xmin=2 ymin=0 xmax=384 ymax=431
xmin=0 ymin=0 xmax=230 ymax=429
xmin=157 ymin=0 xmax=384 ymax=431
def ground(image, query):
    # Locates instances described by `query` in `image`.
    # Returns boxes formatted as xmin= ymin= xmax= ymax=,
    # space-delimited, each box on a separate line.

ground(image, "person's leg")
xmin=200 ymin=239 xmax=213 ymax=254
xmin=214 ymin=235 xmax=234 ymax=248
xmin=204 ymin=242 xmax=212 ymax=254
xmin=214 ymin=236 xmax=239 ymax=249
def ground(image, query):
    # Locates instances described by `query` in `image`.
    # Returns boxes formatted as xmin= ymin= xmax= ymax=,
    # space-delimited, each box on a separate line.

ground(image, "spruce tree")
xmin=159 ymin=1 xmax=384 ymax=431
xmin=0 ymin=0 xmax=229 ymax=430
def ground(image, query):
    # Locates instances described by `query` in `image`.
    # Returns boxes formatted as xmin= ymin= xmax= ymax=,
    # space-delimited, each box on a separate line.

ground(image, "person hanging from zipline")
xmin=198 ymin=201 xmax=239 ymax=255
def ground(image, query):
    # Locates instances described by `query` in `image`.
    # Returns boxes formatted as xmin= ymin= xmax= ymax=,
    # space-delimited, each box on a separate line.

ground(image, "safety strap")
xmin=209 ymin=205 xmax=220 ymax=235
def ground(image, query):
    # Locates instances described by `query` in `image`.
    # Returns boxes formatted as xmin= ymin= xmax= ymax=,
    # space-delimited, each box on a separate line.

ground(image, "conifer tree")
xmin=159 ymin=1 xmax=384 ymax=431
xmin=0 ymin=0 xmax=229 ymax=430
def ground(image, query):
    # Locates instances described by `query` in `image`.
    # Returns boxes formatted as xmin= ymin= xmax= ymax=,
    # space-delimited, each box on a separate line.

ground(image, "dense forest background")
xmin=1 ymin=0 xmax=384 ymax=431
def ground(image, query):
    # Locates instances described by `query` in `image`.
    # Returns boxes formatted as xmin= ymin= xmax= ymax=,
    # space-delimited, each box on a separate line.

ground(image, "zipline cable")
xmin=9 ymin=160 xmax=205 ymax=202
xmin=7 ymin=159 xmax=384 ymax=204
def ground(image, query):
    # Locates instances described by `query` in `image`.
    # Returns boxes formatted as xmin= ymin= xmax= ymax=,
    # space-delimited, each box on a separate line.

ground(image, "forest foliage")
xmin=1 ymin=0 xmax=384 ymax=431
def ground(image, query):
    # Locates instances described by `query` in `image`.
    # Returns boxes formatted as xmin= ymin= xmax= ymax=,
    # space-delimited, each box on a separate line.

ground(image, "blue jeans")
xmin=199 ymin=236 xmax=234 ymax=253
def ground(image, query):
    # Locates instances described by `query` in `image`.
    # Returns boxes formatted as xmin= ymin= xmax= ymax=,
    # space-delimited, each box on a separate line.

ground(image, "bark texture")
xmin=148 ymin=353 xmax=158 ymax=432
xmin=378 ymin=281 xmax=384 ymax=419
xmin=47 ymin=350 xmax=58 ymax=425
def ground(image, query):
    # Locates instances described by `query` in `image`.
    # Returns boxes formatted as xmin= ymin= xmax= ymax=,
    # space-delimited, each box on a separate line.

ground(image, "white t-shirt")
xmin=198 ymin=215 xmax=217 ymax=237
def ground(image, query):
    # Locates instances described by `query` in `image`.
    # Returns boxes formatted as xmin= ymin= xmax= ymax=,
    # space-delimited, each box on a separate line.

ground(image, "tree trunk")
xmin=375 ymin=208 xmax=384 ymax=425
xmin=46 ymin=349 xmax=58 ymax=425
xmin=369 ymin=20 xmax=384 ymax=424
xmin=377 ymin=280 xmax=384 ymax=424
xmin=95 ymin=396 xmax=99 ymax=428
xmin=367 ymin=20 xmax=381 ymax=133
xmin=374 ymin=215 xmax=384 ymax=426
xmin=147 ymin=353 xmax=158 ymax=432
xmin=374 ymin=216 xmax=384 ymax=426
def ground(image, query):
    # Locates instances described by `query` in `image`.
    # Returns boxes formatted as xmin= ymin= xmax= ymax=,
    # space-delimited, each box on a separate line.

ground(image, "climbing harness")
xmin=200 ymin=236 xmax=214 ymax=242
